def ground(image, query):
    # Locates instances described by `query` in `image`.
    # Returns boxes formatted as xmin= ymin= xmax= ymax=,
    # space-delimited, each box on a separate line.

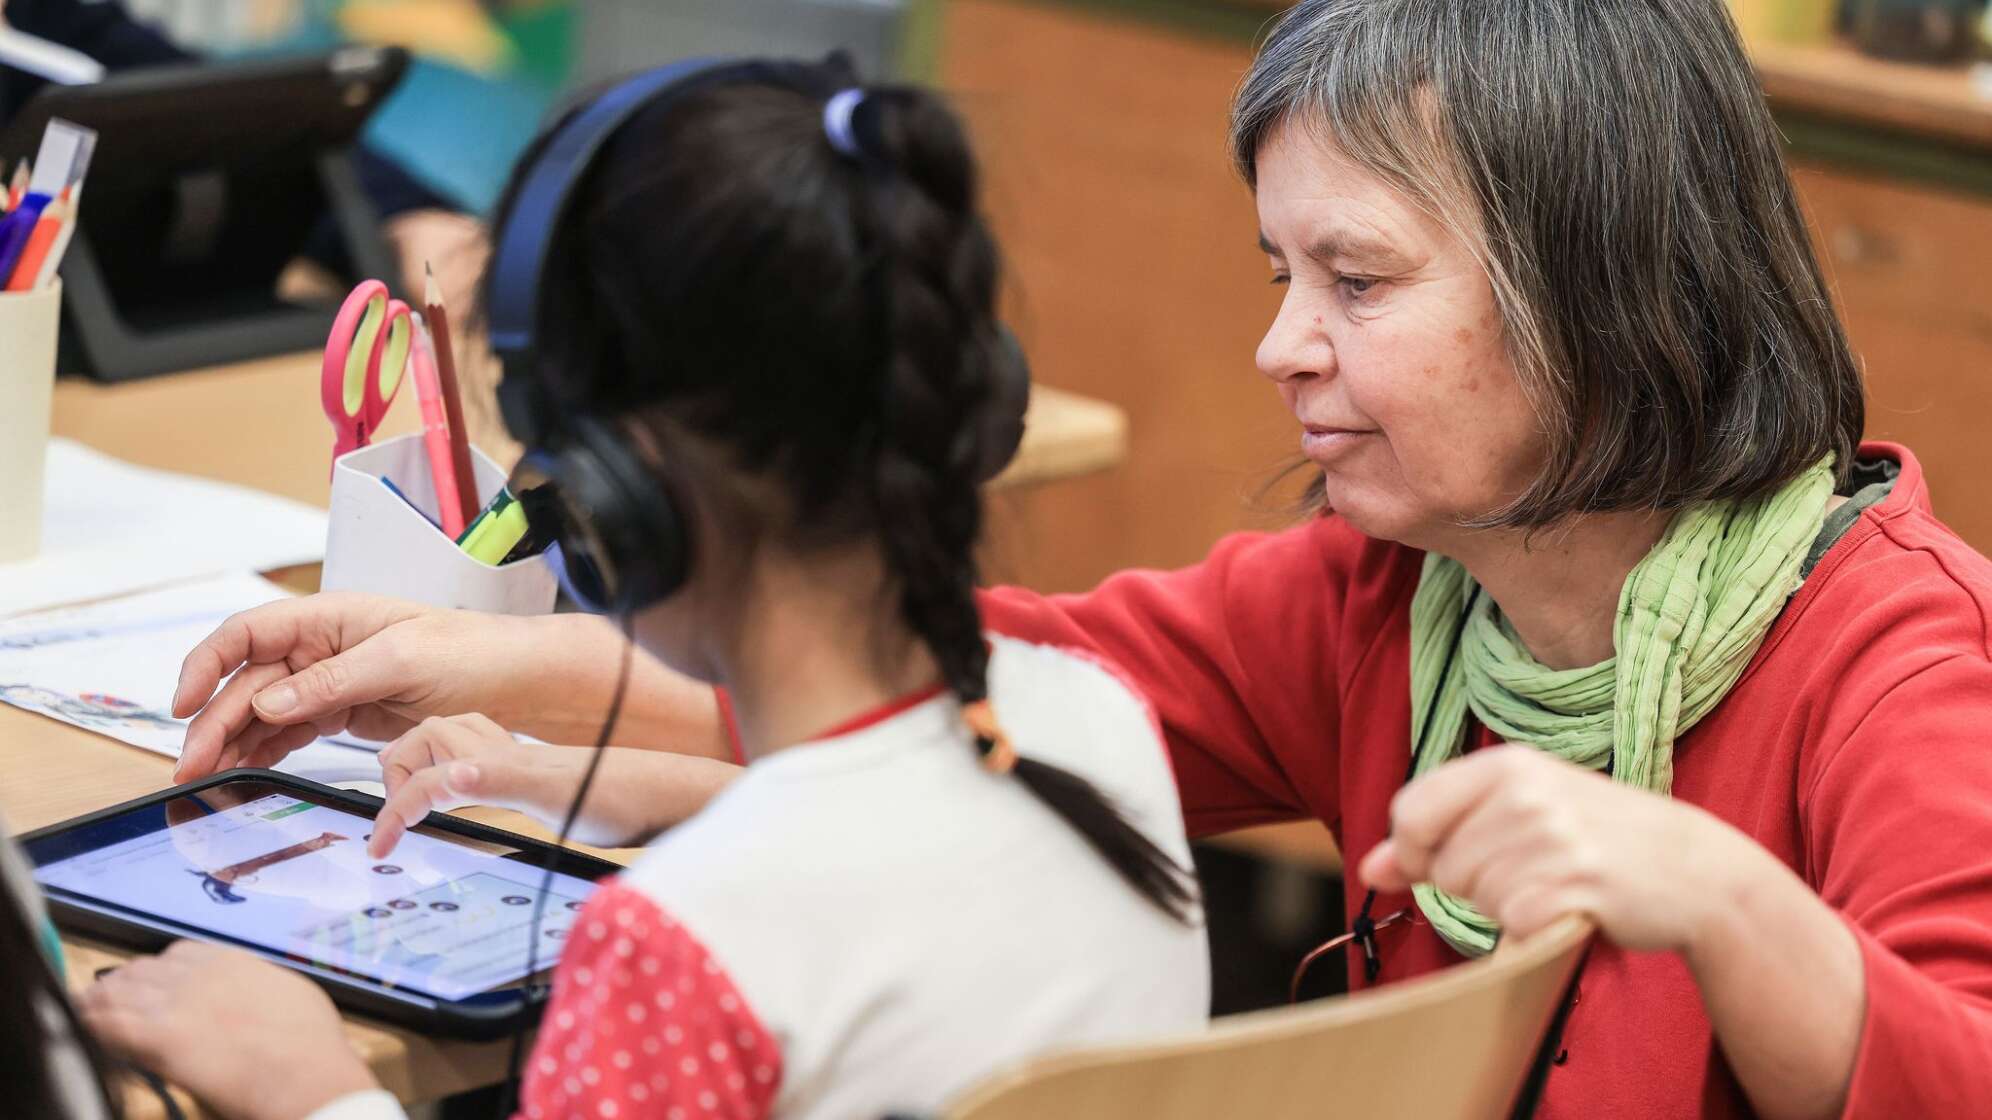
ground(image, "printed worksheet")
xmin=0 ymin=572 xmax=381 ymax=783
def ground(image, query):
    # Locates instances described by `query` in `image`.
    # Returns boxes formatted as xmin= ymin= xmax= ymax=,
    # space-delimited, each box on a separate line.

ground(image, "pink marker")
xmin=413 ymin=315 xmax=466 ymax=538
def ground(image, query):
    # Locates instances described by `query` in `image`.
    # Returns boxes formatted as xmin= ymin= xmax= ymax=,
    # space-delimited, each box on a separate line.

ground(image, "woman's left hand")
xmin=1358 ymin=744 xmax=1773 ymax=955
xmin=79 ymin=941 xmax=378 ymax=1120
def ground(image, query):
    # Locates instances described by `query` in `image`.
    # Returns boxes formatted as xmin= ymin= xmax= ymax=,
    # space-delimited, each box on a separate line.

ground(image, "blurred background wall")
xmin=90 ymin=0 xmax=1992 ymax=595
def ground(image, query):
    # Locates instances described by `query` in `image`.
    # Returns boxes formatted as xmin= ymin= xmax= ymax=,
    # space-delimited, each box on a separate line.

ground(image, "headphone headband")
xmin=487 ymin=57 xmax=731 ymax=364
xmin=490 ymin=56 xmax=784 ymax=376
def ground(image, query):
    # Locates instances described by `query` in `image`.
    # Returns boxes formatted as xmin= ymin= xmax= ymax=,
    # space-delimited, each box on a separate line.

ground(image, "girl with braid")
xmin=82 ymin=62 xmax=1207 ymax=1120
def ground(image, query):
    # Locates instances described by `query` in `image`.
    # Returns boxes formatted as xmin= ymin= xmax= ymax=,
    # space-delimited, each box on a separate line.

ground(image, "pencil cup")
xmin=322 ymin=433 xmax=558 ymax=615
xmin=0 ymin=279 xmax=60 ymax=564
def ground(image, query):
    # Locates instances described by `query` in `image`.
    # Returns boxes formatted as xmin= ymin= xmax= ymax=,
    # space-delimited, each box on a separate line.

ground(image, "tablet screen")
xmin=27 ymin=780 xmax=603 ymax=1001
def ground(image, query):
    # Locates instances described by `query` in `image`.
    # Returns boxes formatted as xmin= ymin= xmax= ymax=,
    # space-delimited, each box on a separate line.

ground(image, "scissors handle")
xmin=323 ymin=280 xmax=412 ymax=474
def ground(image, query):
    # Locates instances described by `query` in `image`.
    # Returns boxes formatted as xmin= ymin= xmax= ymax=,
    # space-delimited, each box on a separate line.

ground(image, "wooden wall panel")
xmin=940 ymin=0 xmax=1304 ymax=592
xmin=1794 ymin=163 xmax=1992 ymax=553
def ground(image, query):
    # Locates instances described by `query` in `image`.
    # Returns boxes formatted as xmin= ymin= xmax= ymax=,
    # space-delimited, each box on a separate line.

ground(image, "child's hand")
xmin=370 ymin=713 xmax=572 ymax=857
xmin=367 ymin=714 xmax=744 ymax=857
xmin=80 ymin=941 xmax=377 ymax=1120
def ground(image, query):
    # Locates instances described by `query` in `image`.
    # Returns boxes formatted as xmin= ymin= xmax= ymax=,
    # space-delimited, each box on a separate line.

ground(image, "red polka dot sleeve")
xmin=518 ymin=880 xmax=783 ymax=1120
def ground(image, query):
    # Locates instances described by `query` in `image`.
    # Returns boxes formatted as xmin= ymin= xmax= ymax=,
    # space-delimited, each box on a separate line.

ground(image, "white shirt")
xmin=318 ymin=634 xmax=1212 ymax=1119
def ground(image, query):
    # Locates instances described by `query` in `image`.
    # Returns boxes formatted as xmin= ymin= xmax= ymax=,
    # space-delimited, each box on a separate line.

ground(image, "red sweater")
xmin=981 ymin=442 xmax=1992 ymax=1118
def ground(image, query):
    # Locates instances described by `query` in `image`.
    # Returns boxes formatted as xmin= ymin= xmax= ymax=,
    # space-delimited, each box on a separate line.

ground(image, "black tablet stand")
xmin=58 ymin=148 xmax=398 ymax=381
xmin=1 ymin=48 xmax=411 ymax=382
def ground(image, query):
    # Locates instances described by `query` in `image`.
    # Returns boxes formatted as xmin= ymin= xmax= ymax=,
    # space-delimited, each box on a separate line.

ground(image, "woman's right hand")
xmin=172 ymin=593 xmax=536 ymax=781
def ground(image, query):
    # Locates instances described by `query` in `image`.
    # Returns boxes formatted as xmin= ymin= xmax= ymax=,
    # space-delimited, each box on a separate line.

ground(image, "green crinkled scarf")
xmin=1405 ymin=458 xmax=1836 ymax=956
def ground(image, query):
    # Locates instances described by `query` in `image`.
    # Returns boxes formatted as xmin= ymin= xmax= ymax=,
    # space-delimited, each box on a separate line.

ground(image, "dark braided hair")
xmin=855 ymin=90 xmax=1198 ymax=922
xmin=485 ymin=66 xmax=1196 ymax=922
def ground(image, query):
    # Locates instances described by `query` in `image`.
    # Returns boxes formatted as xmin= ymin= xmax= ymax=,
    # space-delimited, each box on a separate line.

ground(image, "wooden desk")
xmin=14 ymin=352 xmax=1129 ymax=1118
xmin=49 ymin=351 xmax=1129 ymax=510
xmin=1752 ymin=39 xmax=1992 ymax=154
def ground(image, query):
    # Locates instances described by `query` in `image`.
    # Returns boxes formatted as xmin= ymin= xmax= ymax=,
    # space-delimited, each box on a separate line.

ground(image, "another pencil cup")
xmin=322 ymin=433 xmax=558 ymax=614
xmin=0 ymin=279 xmax=60 ymax=564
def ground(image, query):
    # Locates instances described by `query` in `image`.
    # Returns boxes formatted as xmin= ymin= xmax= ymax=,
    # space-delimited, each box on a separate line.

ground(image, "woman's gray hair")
xmin=1233 ymin=0 xmax=1863 ymax=526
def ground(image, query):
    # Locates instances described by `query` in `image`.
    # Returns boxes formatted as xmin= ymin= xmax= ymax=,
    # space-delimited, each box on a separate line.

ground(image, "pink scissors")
xmin=322 ymin=279 xmax=412 ymax=472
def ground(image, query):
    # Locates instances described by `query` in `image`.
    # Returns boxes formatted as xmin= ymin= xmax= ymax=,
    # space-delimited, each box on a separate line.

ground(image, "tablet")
xmin=20 ymin=771 xmax=621 ymax=1039
xmin=0 ymin=48 xmax=411 ymax=380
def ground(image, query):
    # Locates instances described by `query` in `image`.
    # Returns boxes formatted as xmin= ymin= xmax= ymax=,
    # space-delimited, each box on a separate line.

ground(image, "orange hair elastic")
xmin=963 ymin=699 xmax=1018 ymax=775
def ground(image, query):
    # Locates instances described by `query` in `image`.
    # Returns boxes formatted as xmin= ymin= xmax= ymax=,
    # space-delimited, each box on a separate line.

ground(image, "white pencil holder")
xmin=0 ymin=280 xmax=60 ymax=564
xmin=322 ymin=433 xmax=557 ymax=615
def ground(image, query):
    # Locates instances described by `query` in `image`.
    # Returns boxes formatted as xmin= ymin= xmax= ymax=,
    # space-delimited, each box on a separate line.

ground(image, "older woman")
xmin=91 ymin=1 xmax=1992 ymax=1117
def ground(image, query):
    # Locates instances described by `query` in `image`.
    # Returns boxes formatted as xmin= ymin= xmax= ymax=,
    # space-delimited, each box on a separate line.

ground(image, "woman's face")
xmin=1254 ymin=122 xmax=1543 ymax=549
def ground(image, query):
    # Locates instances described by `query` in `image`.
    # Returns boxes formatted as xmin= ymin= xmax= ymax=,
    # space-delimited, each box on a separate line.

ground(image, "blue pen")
xmin=380 ymin=475 xmax=442 ymax=532
xmin=0 ymin=192 xmax=50 ymax=283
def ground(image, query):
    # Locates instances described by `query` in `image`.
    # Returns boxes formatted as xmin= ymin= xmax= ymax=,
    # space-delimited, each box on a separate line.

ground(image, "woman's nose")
xmin=1255 ymin=297 xmax=1332 ymax=386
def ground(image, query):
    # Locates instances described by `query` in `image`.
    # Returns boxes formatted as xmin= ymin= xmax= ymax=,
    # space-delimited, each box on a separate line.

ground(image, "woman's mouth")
xmin=1301 ymin=424 xmax=1376 ymax=460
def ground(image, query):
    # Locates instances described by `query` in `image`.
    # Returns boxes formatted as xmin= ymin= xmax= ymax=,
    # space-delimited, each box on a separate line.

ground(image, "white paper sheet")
xmin=0 ymin=572 xmax=381 ymax=784
xmin=0 ymin=439 xmax=330 ymax=619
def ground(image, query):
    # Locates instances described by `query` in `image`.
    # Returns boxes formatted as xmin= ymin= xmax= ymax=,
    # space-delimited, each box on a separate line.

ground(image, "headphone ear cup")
xmin=975 ymin=325 xmax=1031 ymax=483
xmin=556 ymin=419 xmax=694 ymax=612
xmin=497 ymin=375 xmax=547 ymax=451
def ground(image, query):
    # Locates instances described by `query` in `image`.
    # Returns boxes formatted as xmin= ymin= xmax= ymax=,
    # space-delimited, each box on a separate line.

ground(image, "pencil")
xmin=7 ymin=162 xmax=29 ymax=211
xmin=411 ymin=317 xmax=466 ymax=538
xmin=425 ymin=262 xmax=480 ymax=530
xmin=6 ymin=192 xmax=66 ymax=291
xmin=30 ymin=183 xmax=79 ymax=291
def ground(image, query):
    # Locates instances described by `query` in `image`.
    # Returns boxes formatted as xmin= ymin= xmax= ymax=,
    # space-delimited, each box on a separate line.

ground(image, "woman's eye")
xmin=1341 ymin=276 xmax=1378 ymax=297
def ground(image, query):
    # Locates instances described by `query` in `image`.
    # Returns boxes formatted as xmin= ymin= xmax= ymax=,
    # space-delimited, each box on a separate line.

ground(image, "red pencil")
xmin=425 ymin=262 xmax=479 ymax=528
xmin=6 ymin=161 xmax=29 ymax=211
xmin=5 ymin=192 xmax=65 ymax=291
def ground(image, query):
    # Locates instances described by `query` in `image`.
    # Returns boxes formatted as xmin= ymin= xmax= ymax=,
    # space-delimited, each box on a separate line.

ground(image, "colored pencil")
xmin=424 ymin=262 xmax=479 ymax=530
xmin=411 ymin=316 xmax=467 ymax=538
xmin=0 ymin=191 xmax=49 ymax=284
xmin=28 ymin=182 xmax=77 ymax=290
xmin=6 ymin=190 xmax=66 ymax=291
xmin=7 ymin=161 xmax=29 ymax=211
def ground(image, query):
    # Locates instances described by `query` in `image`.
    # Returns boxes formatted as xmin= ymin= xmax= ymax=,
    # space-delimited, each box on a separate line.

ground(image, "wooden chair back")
xmin=942 ymin=915 xmax=1594 ymax=1120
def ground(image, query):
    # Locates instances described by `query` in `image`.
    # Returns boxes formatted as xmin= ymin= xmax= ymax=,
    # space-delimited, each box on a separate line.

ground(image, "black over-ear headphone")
xmin=486 ymin=55 xmax=1031 ymax=615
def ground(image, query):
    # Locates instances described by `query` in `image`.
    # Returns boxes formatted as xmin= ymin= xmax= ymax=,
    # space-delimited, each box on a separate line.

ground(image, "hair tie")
xmin=823 ymin=88 xmax=867 ymax=159
xmin=962 ymin=699 xmax=1018 ymax=775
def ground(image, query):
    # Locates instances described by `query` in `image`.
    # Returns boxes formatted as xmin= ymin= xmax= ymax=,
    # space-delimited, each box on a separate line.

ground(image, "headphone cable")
xmin=501 ymin=611 xmax=636 ymax=1116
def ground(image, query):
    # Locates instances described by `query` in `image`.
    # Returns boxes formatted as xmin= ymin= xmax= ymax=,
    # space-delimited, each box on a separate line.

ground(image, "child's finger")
xmin=370 ymin=767 xmax=466 ymax=858
xmin=378 ymin=722 xmax=450 ymax=798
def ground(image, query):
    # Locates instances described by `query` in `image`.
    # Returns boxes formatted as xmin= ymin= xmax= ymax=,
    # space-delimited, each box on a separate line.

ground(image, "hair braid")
xmin=853 ymin=89 xmax=1197 ymax=922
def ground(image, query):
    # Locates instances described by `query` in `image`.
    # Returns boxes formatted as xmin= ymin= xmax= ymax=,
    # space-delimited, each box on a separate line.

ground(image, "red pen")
xmin=413 ymin=315 xmax=466 ymax=538
xmin=424 ymin=262 xmax=479 ymax=529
